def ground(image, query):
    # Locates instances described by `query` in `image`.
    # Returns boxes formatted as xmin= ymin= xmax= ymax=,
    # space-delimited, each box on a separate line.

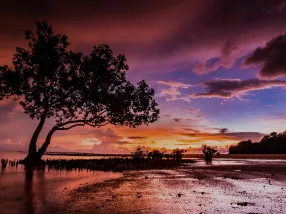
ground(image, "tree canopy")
xmin=0 ymin=21 xmax=160 ymax=161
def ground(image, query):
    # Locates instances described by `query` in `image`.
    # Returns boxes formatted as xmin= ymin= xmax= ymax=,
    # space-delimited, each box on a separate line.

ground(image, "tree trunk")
xmin=21 ymin=120 xmax=85 ymax=165
xmin=21 ymin=113 xmax=47 ymax=164
xmin=36 ymin=126 xmax=57 ymax=159
xmin=37 ymin=122 xmax=86 ymax=159
xmin=29 ymin=115 xmax=47 ymax=154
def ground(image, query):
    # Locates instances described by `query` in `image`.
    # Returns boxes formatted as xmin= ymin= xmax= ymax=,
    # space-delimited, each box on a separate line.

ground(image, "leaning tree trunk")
xmin=22 ymin=114 xmax=47 ymax=164
xmin=36 ymin=126 xmax=57 ymax=160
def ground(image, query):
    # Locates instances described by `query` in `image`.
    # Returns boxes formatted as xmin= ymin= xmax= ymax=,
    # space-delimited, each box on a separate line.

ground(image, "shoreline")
xmin=4 ymin=151 xmax=286 ymax=160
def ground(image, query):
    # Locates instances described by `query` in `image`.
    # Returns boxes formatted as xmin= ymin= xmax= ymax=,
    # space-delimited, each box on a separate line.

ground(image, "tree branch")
xmin=98 ymin=122 xmax=109 ymax=127
xmin=57 ymin=123 xmax=85 ymax=130
xmin=56 ymin=119 xmax=110 ymax=130
xmin=98 ymin=109 xmax=107 ymax=117
xmin=58 ymin=119 xmax=86 ymax=127
xmin=83 ymin=110 xmax=89 ymax=120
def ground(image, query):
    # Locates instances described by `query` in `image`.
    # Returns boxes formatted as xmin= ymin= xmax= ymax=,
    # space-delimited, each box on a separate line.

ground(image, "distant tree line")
xmin=131 ymin=148 xmax=186 ymax=160
xmin=229 ymin=131 xmax=286 ymax=154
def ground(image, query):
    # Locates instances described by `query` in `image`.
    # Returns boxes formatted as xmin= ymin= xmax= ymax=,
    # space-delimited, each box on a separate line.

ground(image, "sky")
xmin=1 ymin=0 xmax=286 ymax=154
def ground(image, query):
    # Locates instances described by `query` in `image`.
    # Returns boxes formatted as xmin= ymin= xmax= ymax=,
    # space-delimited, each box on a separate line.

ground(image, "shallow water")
xmin=0 ymin=151 xmax=124 ymax=160
xmin=2 ymin=151 xmax=286 ymax=214
xmin=0 ymin=162 xmax=122 ymax=214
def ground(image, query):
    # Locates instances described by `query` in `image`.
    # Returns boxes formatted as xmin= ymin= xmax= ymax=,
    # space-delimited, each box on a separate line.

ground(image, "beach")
xmin=57 ymin=160 xmax=286 ymax=214
xmin=1 ymin=154 xmax=286 ymax=214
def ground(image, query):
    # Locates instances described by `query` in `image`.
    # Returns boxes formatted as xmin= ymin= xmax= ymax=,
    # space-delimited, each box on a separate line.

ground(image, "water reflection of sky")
xmin=0 ymin=151 xmax=125 ymax=160
xmin=0 ymin=164 xmax=122 ymax=214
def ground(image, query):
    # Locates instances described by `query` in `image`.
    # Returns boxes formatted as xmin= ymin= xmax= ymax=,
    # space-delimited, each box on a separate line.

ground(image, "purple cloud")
xmin=190 ymin=79 xmax=286 ymax=99
xmin=244 ymin=34 xmax=286 ymax=79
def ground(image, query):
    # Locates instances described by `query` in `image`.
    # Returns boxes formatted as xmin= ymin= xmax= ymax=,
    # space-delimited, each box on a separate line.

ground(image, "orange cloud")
xmin=157 ymin=80 xmax=192 ymax=88
xmin=160 ymin=88 xmax=181 ymax=96
xmin=159 ymin=84 xmax=191 ymax=103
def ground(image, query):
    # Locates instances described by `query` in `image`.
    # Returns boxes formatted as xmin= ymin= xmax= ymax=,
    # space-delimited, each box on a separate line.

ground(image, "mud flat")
xmin=1 ymin=158 xmax=286 ymax=214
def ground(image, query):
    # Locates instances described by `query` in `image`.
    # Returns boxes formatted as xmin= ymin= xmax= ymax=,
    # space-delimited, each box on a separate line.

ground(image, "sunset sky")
xmin=1 ymin=0 xmax=286 ymax=153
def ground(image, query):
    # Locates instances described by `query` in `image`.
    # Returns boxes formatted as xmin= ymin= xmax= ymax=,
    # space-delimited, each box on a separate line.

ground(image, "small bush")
xmin=171 ymin=148 xmax=186 ymax=160
xmin=202 ymin=145 xmax=217 ymax=162
xmin=148 ymin=150 xmax=164 ymax=160
xmin=164 ymin=154 xmax=172 ymax=160
xmin=131 ymin=148 xmax=146 ymax=160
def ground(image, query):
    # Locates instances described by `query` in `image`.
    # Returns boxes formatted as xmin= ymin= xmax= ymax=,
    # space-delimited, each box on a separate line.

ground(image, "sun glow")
xmin=80 ymin=138 xmax=101 ymax=146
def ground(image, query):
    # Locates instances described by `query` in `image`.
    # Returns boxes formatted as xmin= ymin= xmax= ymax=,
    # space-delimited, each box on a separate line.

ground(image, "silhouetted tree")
xmin=0 ymin=22 xmax=72 ymax=160
xmin=202 ymin=145 xmax=217 ymax=162
xmin=0 ymin=22 xmax=160 ymax=164
xmin=148 ymin=150 xmax=164 ymax=160
xmin=0 ymin=68 xmax=4 ymax=100
xmin=229 ymin=131 xmax=286 ymax=154
xmin=132 ymin=148 xmax=146 ymax=160
xmin=164 ymin=153 xmax=172 ymax=160
xmin=171 ymin=148 xmax=186 ymax=160
xmin=229 ymin=140 xmax=255 ymax=154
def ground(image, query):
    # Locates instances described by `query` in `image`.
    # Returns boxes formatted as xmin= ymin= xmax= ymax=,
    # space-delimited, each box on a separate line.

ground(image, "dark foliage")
xmin=1 ymin=157 xmax=196 ymax=172
xmin=131 ymin=148 xmax=186 ymax=160
xmin=131 ymin=148 xmax=146 ymax=160
xmin=171 ymin=148 xmax=186 ymax=160
xmin=202 ymin=145 xmax=217 ymax=162
xmin=229 ymin=131 xmax=286 ymax=154
xmin=164 ymin=154 xmax=172 ymax=160
xmin=42 ymin=158 xmax=194 ymax=172
xmin=1 ymin=159 xmax=19 ymax=169
xmin=1 ymin=158 xmax=8 ymax=169
xmin=0 ymin=22 xmax=160 ymax=161
xmin=147 ymin=149 xmax=165 ymax=160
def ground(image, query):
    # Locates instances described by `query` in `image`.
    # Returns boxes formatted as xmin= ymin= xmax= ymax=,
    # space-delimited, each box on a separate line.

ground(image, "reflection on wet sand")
xmin=25 ymin=169 xmax=34 ymax=214
xmin=24 ymin=168 xmax=50 ymax=214
xmin=0 ymin=164 xmax=122 ymax=214
xmin=1 ymin=157 xmax=286 ymax=214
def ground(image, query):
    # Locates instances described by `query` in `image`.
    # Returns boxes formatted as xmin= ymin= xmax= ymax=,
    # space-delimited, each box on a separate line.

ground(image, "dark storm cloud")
xmin=158 ymin=0 xmax=286 ymax=64
xmin=0 ymin=0 xmax=184 ymax=39
xmin=244 ymin=34 xmax=286 ymax=79
xmin=0 ymin=0 xmax=177 ymax=23
xmin=190 ymin=79 xmax=286 ymax=99
xmin=1 ymin=0 xmax=286 ymax=70
xmin=0 ymin=0 xmax=185 ymax=59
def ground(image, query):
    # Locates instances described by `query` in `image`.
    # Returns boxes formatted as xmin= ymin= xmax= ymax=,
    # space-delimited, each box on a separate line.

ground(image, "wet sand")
xmin=1 ymin=159 xmax=286 ymax=214
xmin=58 ymin=164 xmax=286 ymax=214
